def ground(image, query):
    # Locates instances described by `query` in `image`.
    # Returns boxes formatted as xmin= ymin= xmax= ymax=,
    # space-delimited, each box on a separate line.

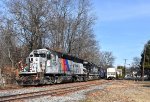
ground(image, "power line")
xmin=124 ymin=59 xmax=127 ymax=76
xmin=124 ymin=59 xmax=127 ymax=66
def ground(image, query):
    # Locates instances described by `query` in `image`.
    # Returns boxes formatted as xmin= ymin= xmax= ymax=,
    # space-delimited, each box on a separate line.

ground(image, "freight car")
xmin=107 ymin=67 xmax=116 ymax=80
xmin=99 ymin=68 xmax=106 ymax=79
xmin=17 ymin=48 xmax=102 ymax=85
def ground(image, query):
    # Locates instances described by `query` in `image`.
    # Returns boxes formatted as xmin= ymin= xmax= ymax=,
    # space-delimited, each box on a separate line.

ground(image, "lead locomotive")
xmin=17 ymin=48 xmax=105 ymax=85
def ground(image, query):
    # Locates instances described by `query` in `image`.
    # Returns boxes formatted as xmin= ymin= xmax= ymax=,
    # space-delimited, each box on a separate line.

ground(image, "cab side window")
xmin=47 ymin=54 xmax=51 ymax=60
xmin=40 ymin=53 xmax=46 ymax=58
xmin=51 ymin=54 xmax=56 ymax=61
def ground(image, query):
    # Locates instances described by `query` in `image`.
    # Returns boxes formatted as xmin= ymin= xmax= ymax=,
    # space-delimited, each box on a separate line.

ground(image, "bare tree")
xmin=0 ymin=19 xmax=17 ymax=68
xmin=99 ymin=51 xmax=115 ymax=69
xmin=46 ymin=0 xmax=98 ymax=60
xmin=7 ymin=0 xmax=53 ymax=52
xmin=130 ymin=57 xmax=141 ymax=73
xmin=132 ymin=57 xmax=141 ymax=68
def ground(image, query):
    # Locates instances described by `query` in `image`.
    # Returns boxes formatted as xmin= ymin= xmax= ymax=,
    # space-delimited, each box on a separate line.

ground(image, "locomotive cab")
xmin=17 ymin=49 xmax=51 ymax=85
xmin=20 ymin=49 xmax=49 ymax=74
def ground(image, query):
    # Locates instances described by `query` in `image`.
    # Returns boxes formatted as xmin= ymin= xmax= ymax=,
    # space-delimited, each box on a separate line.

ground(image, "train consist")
xmin=17 ymin=48 xmax=106 ymax=85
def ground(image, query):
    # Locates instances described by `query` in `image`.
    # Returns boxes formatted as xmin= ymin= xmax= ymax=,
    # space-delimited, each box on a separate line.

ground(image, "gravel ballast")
xmin=25 ymin=82 xmax=112 ymax=102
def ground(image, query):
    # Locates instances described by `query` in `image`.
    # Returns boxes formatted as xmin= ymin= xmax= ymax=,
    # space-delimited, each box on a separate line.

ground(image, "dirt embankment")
xmin=83 ymin=80 xmax=150 ymax=102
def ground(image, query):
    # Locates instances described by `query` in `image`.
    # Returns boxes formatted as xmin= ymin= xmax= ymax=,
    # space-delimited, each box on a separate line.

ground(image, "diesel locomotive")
xmin=17 ymin=48 xmax=105 ymax=85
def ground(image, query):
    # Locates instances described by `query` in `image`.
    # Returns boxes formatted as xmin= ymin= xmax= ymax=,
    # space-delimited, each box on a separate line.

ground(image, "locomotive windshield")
xmin=34 ymin=53 xmax=46 ymax=58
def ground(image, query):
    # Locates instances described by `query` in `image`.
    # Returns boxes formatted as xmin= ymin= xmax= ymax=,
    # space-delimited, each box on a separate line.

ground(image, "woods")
xmin=0 ymin=0 xmax=96 ymax=66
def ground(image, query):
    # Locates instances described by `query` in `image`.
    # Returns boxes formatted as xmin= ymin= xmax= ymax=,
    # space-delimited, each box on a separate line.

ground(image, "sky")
xmin=92 ymin=0 xmax=150 ymax=67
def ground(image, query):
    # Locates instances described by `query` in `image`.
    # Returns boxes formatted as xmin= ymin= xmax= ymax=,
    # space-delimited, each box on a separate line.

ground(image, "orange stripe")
xmin=61 ymin=59 xmax=65 ymax=72
xmin=63 ymin=59 xmax=67 ymax=72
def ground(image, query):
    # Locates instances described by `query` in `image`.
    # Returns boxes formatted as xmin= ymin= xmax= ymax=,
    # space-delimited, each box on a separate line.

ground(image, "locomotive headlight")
xmin=36 ymin=76 xmax=38 ymax=80
xmin=83 ymin=61 xmax=88 ymax=64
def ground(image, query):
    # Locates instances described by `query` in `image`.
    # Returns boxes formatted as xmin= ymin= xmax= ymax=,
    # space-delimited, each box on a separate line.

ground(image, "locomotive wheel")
xmin=56 ymin=76 xmax=63 ymax=84
xmin=72 ymin=77 xmax=77 ymax=82
xmin=83 ymin=76 xmax=87 ymax=82
xmin=50 ymin=76 xmax=56 ymax=84
xmin=43 ymin=77 xmax=49 ymax=84
xmin=79 ymin=76 xmax=82 ymax=82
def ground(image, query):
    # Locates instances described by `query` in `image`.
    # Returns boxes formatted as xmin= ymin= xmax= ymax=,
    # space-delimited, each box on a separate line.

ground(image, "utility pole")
xmin=124 ymin=59 xmax=127 ymax=78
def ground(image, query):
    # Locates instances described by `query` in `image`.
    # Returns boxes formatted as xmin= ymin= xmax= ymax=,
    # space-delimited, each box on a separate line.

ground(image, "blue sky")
xmin=92 ymin=0 xmax=150 ymax=66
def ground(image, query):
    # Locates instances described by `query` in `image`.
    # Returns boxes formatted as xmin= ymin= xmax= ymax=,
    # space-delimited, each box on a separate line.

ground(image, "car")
xmin=125 ymin=74 xmax=132 ymax=80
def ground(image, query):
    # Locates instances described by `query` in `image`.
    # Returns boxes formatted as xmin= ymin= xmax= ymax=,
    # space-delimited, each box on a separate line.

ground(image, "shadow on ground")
xmin=143 ymin=85 xmax=150 ymax=88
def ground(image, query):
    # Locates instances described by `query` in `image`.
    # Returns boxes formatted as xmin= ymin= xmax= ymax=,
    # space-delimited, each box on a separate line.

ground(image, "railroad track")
xmin=0 ymin=80 xmax=109 ymax=102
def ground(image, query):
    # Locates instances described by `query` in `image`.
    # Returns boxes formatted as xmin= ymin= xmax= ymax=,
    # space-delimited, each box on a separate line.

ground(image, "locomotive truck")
xmin=17 ymin=48 xmax=104 ymax=85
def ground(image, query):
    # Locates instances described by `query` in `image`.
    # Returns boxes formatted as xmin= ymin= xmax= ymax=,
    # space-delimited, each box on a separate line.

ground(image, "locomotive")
xmin=17 ymin=48 xmax=105 ymax=85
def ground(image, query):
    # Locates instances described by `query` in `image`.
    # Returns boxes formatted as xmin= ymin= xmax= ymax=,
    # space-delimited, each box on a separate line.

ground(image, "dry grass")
xmin=0 ymin=84 xmax=22 ymax=90
xmin=82 ymin=80 xmax=150 ymax=102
